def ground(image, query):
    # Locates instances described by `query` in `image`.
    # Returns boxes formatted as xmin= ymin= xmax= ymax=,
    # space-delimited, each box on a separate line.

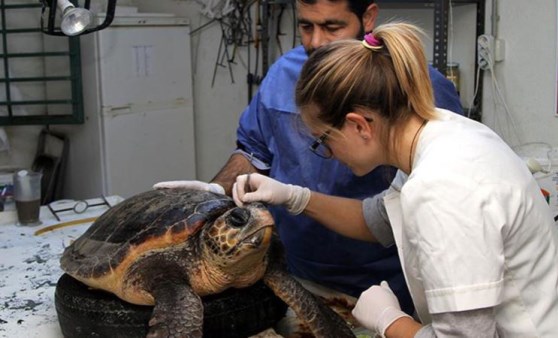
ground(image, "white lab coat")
xmin=384 ymin=109 xmax=558 ymax=337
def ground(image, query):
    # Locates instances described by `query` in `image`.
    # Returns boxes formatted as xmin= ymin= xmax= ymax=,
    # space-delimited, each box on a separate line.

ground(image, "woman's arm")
xmin=304 ymin=191 xmax=377 ymax=242
xmin=376 ymin=308 xmax=500 ymax=338
xmin=232 ymin=173 xmax=382 ymax=242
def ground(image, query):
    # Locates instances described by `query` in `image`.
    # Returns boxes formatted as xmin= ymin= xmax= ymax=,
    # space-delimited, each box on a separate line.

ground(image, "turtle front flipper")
xmin=263 ymin=238 xmax=355 ymax=338
xmin=263 ymin=268 xmax=355 ymax=338
xmin=147 ymin=280 xmax=203 ymax=338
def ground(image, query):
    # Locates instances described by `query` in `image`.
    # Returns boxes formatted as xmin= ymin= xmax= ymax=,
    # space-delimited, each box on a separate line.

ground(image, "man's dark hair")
xmin=298 ymin=0 xmax=374 ymax=19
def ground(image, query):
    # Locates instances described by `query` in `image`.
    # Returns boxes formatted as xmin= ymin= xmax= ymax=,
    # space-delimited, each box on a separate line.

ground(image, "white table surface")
xmin=0 ymin=196 xmax=124 ymax=338
xmin=0 ymin=195 xmax=372 ymax=338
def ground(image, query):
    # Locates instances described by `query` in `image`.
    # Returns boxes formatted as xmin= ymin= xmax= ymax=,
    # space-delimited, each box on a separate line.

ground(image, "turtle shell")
xmin=60 ymin=189 xmax=273 ymax=304
xmin=62 ymin=189 xmax=232 ymax=275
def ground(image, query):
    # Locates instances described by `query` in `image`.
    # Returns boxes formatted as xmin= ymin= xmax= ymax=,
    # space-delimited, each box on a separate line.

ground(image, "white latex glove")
xmin=232 ymin=173 xmax=311 ymax=215
xmin=352 ymin=281 xmax=412 ymax=336
xmin=152 ymin=180 xmax=225 ymax=194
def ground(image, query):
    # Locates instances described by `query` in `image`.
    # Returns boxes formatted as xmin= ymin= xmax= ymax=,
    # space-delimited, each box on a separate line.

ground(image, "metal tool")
xmin=245 ymin=173 xmax=252 ymax=193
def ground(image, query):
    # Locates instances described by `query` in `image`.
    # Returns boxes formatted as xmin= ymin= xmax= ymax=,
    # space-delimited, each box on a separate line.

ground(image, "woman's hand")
xmin=352 ymin=281 xmax=412 ymax=335
xmin=232 ymin=173 xmax=310 ymax=215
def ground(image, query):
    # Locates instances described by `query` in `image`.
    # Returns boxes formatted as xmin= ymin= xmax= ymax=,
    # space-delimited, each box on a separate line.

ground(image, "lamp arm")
xmin=56 ymin=0 xmax=74 ymax=13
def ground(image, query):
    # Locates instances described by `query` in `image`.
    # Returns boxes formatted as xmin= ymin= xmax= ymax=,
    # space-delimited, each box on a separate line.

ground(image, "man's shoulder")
xmin=266 ymin=46 xmax=307 ymax=77
xmin=427 ymin=64 xmax=447 ymax=81
xmin=427 ymin=65 xmax=463 ymax=114
xmin=427 ymin=64 xmax=456 ymax=89
xmin=258 ymin=46 xmax=307 ymax=112
xmin=273 ymin=45 xmax=307 ymax=66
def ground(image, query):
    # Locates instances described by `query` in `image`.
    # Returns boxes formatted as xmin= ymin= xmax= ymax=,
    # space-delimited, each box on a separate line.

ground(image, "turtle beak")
xmin=240 ymin=224 xmax=273 ymax=248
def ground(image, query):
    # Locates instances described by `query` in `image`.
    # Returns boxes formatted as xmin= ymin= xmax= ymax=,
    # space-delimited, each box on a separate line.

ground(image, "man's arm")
xmin=211 ymin=153 xmax=263 ymax=196
xmin=153 ymin=152 xmax=266 ymax=195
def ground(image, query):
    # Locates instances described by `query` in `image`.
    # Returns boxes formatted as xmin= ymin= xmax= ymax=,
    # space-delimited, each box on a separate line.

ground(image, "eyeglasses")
xmin=308 ymin=117 xmax=372 ymax=159
xmin=47 ymin=196 xmax=112 ymax=221
xmin=309 ymin=130 xmax=333 ymax=159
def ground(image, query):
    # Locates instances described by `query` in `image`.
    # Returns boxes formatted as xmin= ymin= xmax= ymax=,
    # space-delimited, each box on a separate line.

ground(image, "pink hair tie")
xmin=362 ymin=33 xmax=382 ymax=50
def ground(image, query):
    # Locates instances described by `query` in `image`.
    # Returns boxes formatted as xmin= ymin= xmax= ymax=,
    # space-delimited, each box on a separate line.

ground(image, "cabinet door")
xmin=102 ymin=106 xmax=196 ymax=198
xmin=97 ymin=21 xmax=196 ymax=198
xmin=97 ymin=21 xmax=193 ymax=107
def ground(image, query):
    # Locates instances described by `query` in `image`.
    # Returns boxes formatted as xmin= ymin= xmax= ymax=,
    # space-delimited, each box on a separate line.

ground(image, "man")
xmin=155 ymin=0 xmax=462 ymax=315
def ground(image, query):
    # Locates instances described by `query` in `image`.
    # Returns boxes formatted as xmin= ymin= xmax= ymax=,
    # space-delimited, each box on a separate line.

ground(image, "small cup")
xmin=13 ymin=170 xmax=42 ymax=226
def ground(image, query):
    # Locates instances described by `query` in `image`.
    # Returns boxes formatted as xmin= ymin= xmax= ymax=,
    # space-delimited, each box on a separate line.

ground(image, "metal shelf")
xmin=0 ymin=1 xmax=84 ymax=126
xmin=378 ymin=0 xmax=485 ymax=73
xmin=377 ymin=0 xmax=485 ymax=120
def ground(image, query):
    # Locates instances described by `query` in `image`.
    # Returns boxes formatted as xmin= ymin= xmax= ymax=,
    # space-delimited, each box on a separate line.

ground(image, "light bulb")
xmin=56 ymin=0 xmax=93 ymax=36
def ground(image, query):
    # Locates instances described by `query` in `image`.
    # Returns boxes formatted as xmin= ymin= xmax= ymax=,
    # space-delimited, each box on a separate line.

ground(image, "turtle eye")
xmin=228 ymin=208 xmax=250 ymax=227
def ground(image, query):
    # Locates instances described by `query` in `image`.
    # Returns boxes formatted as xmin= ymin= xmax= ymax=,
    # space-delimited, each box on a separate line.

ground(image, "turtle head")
xmin=201 ymin=201 xmax=274 ymax=274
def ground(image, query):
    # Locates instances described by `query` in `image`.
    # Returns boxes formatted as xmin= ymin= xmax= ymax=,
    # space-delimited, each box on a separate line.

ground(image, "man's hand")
xmin=352 ymin=281 xmax=412 ymax=335
xmin=153 ymin=180 xmax=225 ymax=194
xmin=232 ymin=173 xmax=310 ymax=215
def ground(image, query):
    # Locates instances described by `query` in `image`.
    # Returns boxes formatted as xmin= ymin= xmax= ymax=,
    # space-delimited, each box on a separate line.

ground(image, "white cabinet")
xmin=58 ymin=14 xmax=196 ymax=199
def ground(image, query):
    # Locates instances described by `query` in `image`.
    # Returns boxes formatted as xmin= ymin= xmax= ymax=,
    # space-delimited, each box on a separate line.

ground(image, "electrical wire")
xmin=191 ymin=0 xmax=296 ymax=100
xmin=466 ymin=64 xmax=481 ymax=119
xmin=484 ymin=44 xmax=523 ymax=147
xmin=275 ymin=4 xmax=286 ymax=55
xmin=481 ymin=0 xmax=522 ymax=146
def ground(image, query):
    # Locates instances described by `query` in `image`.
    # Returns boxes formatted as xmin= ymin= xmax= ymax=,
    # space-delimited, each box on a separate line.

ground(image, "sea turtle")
xmin=60 ymin=188 xmax=355 ymax=338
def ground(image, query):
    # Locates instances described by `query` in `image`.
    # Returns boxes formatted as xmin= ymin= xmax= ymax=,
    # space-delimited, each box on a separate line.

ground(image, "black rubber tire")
xmin=55 ymin=273 xmax=288 ymax=338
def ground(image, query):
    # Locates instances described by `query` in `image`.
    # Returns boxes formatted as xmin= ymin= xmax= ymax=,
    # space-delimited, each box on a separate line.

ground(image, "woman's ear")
xmin=345 ymin=112 xmax=373 ymax=141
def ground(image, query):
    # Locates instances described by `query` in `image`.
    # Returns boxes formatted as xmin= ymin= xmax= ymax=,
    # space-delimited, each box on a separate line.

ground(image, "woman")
xmin=232 ymin=22 xmax=558 ymax=337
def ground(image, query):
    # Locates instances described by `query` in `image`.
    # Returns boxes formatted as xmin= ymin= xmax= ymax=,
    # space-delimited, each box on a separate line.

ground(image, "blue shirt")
xmin=236 ymin=45 xmax=462 ymax=314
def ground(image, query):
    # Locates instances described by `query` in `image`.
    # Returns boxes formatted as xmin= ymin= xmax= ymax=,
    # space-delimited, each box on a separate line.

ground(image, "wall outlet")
xmin=494 ymin=38 xmax=505 ymax=62
xmin=477 ymin=34 xmax=505 ymax=70
xmin=477 ymin=34 xmax=494 ymax=70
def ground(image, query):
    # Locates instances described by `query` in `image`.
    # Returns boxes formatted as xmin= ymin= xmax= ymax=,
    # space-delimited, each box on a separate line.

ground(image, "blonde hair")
xmin=296 ymin=22 xmax=437 ymax=146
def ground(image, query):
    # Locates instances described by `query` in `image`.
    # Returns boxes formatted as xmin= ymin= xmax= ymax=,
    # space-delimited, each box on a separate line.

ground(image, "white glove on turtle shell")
xmin=232 ymin=173 xmax=311 ymax=215
xmin=153 ymin=180 xmax=225 ymax=194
